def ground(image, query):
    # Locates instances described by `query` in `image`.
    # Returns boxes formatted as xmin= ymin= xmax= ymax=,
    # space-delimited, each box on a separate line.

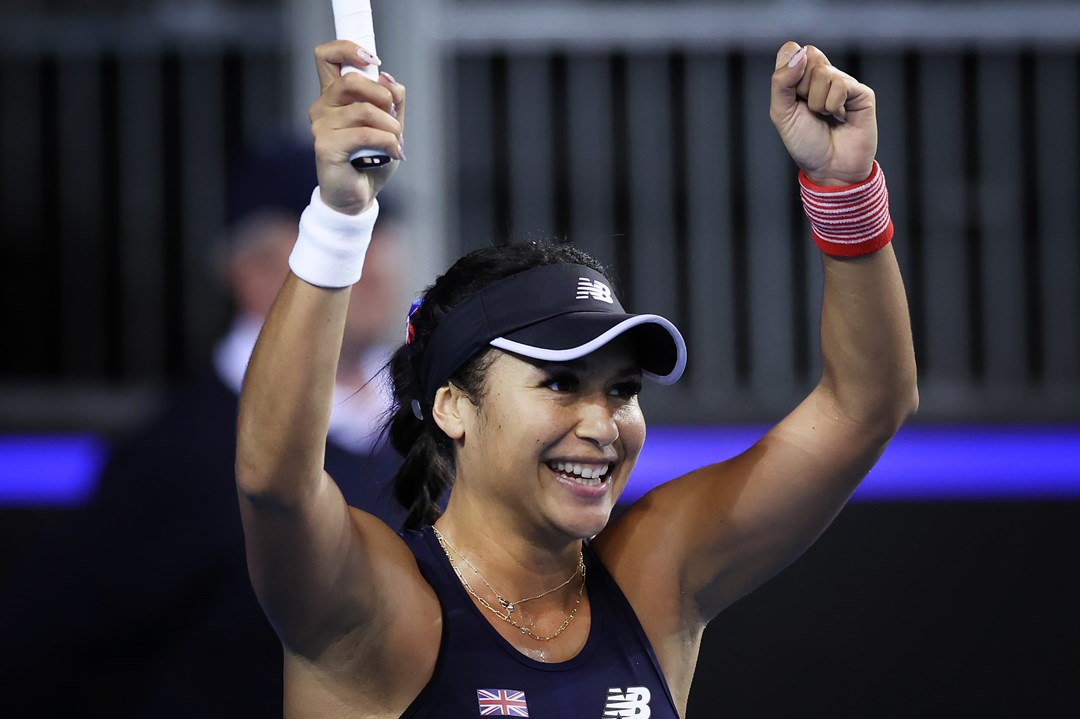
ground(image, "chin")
xmin=537 ymin=464 xmax=629 ymax=540
xmin=553 ymin=504 xmax=615 ymax=542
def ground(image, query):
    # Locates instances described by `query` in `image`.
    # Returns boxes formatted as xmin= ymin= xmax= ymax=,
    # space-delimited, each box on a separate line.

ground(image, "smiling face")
xmin=439 ymin=337 xmax=647 ymax=543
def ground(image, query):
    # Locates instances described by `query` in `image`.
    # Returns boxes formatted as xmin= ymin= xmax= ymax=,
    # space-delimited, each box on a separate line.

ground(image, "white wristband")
xmin=289 ymin=188 xmax=380 ymax=288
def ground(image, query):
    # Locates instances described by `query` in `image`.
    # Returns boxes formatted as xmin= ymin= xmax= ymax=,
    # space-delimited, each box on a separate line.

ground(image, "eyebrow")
xmin=534 ymin=359 xmax=641 ymax=377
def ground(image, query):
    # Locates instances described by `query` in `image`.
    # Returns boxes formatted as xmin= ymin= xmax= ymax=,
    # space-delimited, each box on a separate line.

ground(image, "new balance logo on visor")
xmin=603 ymin=686 xmax=652 ymax=717
xmin=576 ymin=277 xmax=614 ymax=304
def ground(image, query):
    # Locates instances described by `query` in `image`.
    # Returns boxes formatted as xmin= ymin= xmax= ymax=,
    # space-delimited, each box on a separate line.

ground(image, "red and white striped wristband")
xmin=799 ymin=161 xmax=894 ymax=257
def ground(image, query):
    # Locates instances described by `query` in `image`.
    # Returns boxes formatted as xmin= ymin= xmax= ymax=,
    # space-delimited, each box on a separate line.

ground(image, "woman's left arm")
xmin=602 ymin=42 xmax=918 ymax=627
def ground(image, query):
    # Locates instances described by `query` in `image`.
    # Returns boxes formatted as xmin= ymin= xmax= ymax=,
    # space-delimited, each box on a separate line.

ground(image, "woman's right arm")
xmin=234 ymin=41 xmax=421 ymax=660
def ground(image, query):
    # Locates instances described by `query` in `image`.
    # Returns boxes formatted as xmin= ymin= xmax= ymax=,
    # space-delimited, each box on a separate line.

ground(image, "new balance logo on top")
xmin=576 ymin=278 xmax=614 ymax=304
xmin=603 ymin=687 xmax=652 ymax=717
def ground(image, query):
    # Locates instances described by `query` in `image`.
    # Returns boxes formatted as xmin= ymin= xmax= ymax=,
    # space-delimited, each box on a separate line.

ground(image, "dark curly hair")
xmin=386 ymin=241 xmax=615 ymax=529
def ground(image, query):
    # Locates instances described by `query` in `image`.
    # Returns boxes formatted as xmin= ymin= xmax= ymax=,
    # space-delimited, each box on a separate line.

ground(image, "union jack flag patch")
xmin=476 ymin=688 xmax=529 ymax=716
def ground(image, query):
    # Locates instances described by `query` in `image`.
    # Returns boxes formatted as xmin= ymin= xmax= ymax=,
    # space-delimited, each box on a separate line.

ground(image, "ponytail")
xmin=386 ymin=341 xmax=454 ymax=529
xmin=386 ymin=335 xmax=493 ymax=530
xmin=393 ymin=429 xmax=452 ymax=529
xmin=386 ymin=338 xmax=449 ymax=528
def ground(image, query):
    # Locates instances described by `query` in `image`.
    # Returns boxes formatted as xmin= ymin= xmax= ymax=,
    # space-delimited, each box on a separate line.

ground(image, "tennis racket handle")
xmin=332 ymin=0 xmax=391 ymax=169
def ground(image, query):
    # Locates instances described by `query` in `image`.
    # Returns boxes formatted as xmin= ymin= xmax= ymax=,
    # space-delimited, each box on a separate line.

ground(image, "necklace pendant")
xmin=504 ymin=602 xmax=515 ymax=613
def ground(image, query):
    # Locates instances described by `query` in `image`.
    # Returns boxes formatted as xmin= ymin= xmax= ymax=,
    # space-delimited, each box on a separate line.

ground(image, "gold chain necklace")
xmin=437 ymin=529 xmax=583 ymax=612
xmin=432 ymin=526 xmax=586 ymax=642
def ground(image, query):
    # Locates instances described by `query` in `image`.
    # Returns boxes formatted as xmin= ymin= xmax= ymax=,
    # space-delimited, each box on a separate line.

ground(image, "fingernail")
xmin=831 ymin=112 xmax=847 ymax=124
xmin=788 ymin=46 xmax=807 ymax=68
xmin=390 ymin=102 xmax=398 ymax=119
xmin=380 ymin=70 xmax=398 ymax=85
xmin=397 ymin=145 xmax=407 ymax=162
xmin=357 ymin=47 xmax=382 ymax=66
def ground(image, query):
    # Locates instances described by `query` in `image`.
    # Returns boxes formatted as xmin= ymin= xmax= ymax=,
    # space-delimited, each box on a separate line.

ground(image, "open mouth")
xmin=545 ymin=461 xmax=613 ymax=487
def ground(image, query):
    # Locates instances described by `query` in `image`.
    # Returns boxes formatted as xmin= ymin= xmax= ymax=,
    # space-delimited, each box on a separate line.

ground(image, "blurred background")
xmin=0 ymin=0 xmax=1077 ymax=716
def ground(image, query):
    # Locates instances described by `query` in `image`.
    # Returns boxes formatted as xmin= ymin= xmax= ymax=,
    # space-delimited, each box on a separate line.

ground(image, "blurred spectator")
xmin=0 ymin=142 xmax=405 ymax=716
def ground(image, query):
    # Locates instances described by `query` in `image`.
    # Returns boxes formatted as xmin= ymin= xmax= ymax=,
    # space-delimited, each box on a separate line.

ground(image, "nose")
xmin=574 ymin=395 xmax=619 ymax=448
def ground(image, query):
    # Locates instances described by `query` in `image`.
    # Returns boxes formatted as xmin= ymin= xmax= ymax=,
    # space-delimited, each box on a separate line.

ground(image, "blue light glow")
xmin=0 ymin=436 xmax=106 ymax=506
xmin=625 ymin=425 xmax=1080 ymax=503
xmin=0 ymin=427 xmax=1077 ymax=507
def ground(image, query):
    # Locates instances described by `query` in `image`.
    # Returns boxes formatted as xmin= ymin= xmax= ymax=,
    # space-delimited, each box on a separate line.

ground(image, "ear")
xmin=431 ymin=384 xmax=471 ymax=440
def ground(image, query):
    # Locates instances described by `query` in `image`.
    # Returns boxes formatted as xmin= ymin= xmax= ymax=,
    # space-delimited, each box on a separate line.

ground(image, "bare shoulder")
xmin=592 ymin=486 xmax=689 ymax=591
xmin=592 ymin=488 xmax=704 ymax=709
xmin=346 ymin=507 xmax=437 ymax=594
xmin=283 ymin=510 xmax=443 ymax=717
xmin=591 ymin=490 xmax=690 ymax=640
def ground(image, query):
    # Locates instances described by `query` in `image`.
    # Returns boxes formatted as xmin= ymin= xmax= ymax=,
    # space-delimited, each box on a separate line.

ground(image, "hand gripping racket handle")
xmin=332 ymin=0 xmax=392 ymax=170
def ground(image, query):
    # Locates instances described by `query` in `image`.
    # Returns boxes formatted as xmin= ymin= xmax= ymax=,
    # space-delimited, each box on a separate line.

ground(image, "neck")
xmin=432 ymin=511 xmax=584 ymax=604
xmin=433 ymin=520 xmax=587 ymax=645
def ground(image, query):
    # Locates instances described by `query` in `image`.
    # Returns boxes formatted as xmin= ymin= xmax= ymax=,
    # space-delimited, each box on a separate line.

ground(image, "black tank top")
xmin=399 ymin=525 xmax=680 ymax=718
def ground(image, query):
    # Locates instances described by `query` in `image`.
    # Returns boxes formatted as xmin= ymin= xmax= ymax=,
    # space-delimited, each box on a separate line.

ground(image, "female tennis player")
xmin=236 ymin=39 xmax=917 ymax=718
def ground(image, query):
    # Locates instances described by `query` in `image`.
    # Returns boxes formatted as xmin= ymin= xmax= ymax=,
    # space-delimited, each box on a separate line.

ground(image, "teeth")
xmin=547 ymin=461 xmax=612 ymax=483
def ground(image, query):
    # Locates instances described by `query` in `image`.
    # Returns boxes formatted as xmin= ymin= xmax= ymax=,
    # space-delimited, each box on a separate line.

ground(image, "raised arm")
xmin=601 ymin=43 xmax=918 ymax=632
xmin=234 ymin=41 xmax=416 ymax=658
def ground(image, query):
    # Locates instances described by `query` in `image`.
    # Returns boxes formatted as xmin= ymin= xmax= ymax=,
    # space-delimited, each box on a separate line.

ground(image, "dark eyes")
xmin=543 ymin=372 xmax=578 ymax=393
xmin=611 ymin=379 xmax=643 ymax=400
xmin=541 ymin=373 xmax=641 ymax=400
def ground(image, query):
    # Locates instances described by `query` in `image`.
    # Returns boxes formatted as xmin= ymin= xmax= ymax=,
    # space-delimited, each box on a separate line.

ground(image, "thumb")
xmin=770 ymin=42 xmax=808 ymax=119
xmin=774 ymin=42 xmax=804 ymax=72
